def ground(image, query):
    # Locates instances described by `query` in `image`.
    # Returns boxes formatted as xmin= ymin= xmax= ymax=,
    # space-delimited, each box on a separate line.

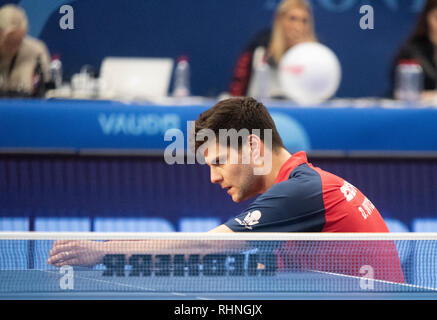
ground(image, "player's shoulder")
xmin=265 ymin=163 xmax=322 ymax=195
xmin=227 ymin=163 xmax=326 ymax=232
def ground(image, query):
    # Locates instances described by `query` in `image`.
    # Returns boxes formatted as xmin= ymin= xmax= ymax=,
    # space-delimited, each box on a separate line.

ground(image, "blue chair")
xmin=0 ymin=218 xmax=29 ymax=270
xmin=178 ymin=217 xmax=221 ymax=232
xmin=94 ymin=217 xmax=175 ymax=232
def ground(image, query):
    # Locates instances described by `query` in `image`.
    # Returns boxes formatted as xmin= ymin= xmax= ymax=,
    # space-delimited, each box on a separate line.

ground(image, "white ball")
xmin=278 ymin=42 xmax=341 ymax=105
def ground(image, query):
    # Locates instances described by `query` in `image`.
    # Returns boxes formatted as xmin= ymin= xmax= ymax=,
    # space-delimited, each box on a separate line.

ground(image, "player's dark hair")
xmin=194 ymin=97 xmax=284 ymax=152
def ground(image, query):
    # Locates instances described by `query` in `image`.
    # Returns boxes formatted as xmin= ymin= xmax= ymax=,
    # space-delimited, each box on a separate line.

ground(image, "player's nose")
xmin=210 ymin=167 xmax=223 ymax=184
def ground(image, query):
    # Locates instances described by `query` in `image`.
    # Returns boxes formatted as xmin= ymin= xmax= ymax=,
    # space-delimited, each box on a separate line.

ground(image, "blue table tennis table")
xmin=1 ymin=233 xmax=437 ymax=300
xmin=1 ymin=269 xmax=437 ymax=300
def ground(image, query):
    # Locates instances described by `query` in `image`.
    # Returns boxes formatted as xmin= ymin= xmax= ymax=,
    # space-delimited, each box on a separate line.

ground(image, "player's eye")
xmin=213 ymin=157 xmax=227 ymax=165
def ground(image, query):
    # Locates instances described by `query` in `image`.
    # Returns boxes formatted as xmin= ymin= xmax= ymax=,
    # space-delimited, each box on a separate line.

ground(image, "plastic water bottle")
xmin=252 ymin=56 xmax=270 ymax=100
xmin=50 ymin=54 xmax=63 ymax=89
xmin=394 ymin=59 xmax=423 ymax=102
xmin=172 ymin=56 xmax=190 ymax=97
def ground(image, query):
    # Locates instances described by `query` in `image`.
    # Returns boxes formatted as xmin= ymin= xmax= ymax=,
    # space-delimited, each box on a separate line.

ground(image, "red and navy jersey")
xmin=225 ymin=152 xmax=404 ymax=283
xmin=225 ymin=151 xmax=389 ymax=232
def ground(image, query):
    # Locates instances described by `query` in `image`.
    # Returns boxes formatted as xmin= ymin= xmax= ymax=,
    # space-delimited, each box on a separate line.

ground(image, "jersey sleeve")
xmin=224 ymin=173 xmax=326 ymax=232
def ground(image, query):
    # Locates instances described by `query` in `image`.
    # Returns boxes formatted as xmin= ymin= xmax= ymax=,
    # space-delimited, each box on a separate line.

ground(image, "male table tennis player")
xmin=48 ymin=97 xmax=404 ymax=282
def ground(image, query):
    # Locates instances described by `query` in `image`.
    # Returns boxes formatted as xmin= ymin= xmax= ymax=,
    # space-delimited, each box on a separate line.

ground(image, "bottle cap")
xmin=177 ymin=55 xmax=189 ymax=62
xmin=398 ymin=59 xmax=420 ymax=66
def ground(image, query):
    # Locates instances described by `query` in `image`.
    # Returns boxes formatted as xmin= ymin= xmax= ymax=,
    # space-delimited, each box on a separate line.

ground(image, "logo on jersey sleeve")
xmin=340 ymin=180 xmax=357 ymax=202
xmin=235 ymin=210 xmax=262 ymax=230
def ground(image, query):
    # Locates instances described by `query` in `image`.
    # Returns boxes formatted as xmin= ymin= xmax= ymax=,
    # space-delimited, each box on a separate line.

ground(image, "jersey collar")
xmin=274 ymin=151 xmax=309 ymax=184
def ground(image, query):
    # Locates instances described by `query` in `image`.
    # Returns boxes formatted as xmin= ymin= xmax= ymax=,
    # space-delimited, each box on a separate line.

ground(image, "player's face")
xmin=204 ymin=142 xmax=261 ymax=203
xmin=282 ymin=7 xmax=311 ymax=47
xmin=427 ymin=8 xmax=437 ymax=45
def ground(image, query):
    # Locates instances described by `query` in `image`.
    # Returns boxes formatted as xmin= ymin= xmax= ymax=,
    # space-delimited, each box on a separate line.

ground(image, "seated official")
xmin=391 ymin=0 xmax=437 ymax=99
xmin=229 ymin=0 xmax=317 ymax=98
xmin=0 ymin=4 xmax=51 ymax=97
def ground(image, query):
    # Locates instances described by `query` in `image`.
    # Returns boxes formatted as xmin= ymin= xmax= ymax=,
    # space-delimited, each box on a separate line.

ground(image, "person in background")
xmin=229 ymin=0 xmax=317 ymax=98
xmin=392 ymin=0 xmax=437 ymax=99
xmin=0 ymin=4 xmax=51 ymax=97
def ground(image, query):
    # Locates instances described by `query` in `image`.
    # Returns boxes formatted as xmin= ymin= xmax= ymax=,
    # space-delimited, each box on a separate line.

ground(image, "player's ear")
xmin=248 ymin=134 xmax=263 ymax=164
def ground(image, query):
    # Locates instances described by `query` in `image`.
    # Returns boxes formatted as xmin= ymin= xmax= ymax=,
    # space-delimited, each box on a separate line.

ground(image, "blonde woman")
xmin=229 ymin=0 xmax=317 ymax=98
xmin=0 ymin=4 xmax=51 ymax=96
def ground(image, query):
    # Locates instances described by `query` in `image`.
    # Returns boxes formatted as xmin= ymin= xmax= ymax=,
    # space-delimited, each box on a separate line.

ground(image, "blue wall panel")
xmin=1 ymin=154 xmax=436 ymax=232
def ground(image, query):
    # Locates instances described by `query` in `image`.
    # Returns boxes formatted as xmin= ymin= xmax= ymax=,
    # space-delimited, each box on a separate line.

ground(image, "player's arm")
xmin=208 ymin=224 xmax=234 ymax=233
xmin=224 ymin=178 xmax=325 ymax=232
xmin=48 ymin=224 xmax=236 ymax=267
xmin=47 ymin=176 xmax=321 ymax=267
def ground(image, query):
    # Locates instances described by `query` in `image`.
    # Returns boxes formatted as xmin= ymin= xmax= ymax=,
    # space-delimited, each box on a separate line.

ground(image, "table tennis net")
xmin=0 ymin=233 xmax=437 ymax=296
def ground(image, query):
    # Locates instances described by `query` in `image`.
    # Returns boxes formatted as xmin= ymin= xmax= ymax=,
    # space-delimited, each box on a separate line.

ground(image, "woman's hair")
xmin=0 ymin=5 xmax=28 ymax=40
xmin=405 ymin=0 xmax=437 ymax=42
xmin=268 ymin=0 xmax=317 ymax=64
